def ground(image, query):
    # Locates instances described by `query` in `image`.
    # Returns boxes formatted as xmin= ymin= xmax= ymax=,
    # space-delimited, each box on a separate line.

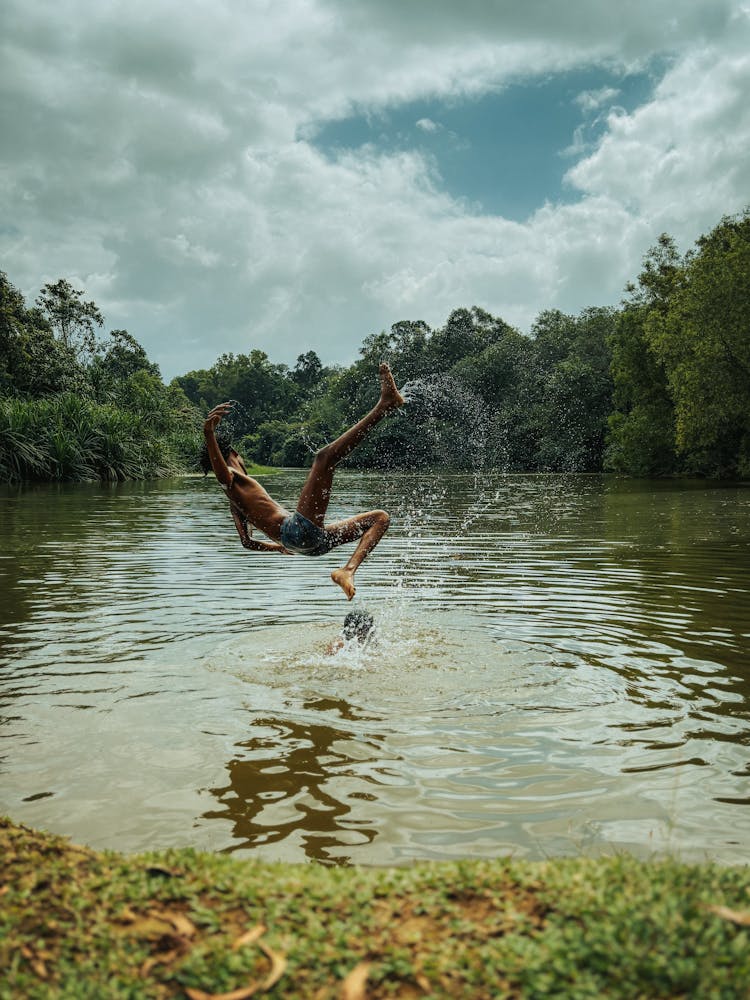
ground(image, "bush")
xmin=0 ymin=394 xmax=186 ymax=484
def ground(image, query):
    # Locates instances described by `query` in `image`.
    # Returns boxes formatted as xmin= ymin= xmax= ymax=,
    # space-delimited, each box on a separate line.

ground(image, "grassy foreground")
xmin=2 ymin=818 xmax=750 ymax=999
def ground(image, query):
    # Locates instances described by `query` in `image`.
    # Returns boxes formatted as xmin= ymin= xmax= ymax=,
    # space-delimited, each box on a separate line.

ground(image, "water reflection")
xmin=0 ymin=473 xmax=749 ymax=865
xmin=205 ymin=705 xmax=385 ymax=864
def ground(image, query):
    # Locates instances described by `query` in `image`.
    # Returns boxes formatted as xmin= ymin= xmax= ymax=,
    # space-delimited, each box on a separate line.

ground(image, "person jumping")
xmin=202 ymin=363 xmax=404 ymax=600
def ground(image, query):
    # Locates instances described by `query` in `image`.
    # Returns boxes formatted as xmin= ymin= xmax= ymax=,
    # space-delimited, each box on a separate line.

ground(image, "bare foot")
xmin=378 ymin=363 xmax=404 ymax=412
xmin=331 ymin=567 xmax=356 ymax=600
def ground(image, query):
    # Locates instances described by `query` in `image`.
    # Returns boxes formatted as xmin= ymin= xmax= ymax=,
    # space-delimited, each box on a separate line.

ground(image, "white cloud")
xmin=416 ymin=117 xmax=441 ymax=132
xmin=565 ymin=35 xmax=750 ymax=239
xmin=574 ymin=86 xmax=621 ymax=112
xmin=1 ymin=0 xmax=749 ymax=378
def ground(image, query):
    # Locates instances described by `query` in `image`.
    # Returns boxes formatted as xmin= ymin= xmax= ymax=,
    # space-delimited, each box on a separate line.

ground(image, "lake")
xmin=1 ymin=471 xmax=749 ymax=866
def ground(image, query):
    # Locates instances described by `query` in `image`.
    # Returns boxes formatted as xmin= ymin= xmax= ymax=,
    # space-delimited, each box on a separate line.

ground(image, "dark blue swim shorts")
xmin=279 ymin=511 xmax=333 ymax=556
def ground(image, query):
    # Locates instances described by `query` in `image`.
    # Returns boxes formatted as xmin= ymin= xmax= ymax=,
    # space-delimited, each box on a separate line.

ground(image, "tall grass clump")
xmin=0 ymin=394 xmax=186 ymax=484
xmin=167 ymin=424 xmax=205 ymax=473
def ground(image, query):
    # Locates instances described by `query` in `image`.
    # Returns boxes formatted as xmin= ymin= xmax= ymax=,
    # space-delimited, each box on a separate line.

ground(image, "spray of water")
xmin=397 ymin=375 xmax=500 ymax=531
xmin=251 ymin=613 xmax=465 ymax=679
xmin=327 ymin=373 xmax=498 ymax=626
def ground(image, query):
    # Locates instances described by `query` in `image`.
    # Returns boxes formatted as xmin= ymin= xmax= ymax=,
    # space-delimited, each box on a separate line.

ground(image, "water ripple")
xmin=0 ymin=473 xmax=749 ymax=864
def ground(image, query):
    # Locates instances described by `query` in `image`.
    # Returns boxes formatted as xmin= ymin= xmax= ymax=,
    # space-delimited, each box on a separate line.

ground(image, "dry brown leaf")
xmin=415 ymin=973 xmax=431 ymax=993
xmin=31 ymin=959 xmax=48 ymax=979
xmin=140 ymin=949 xmax=181 ymax=977
xmin=158 ymin=910 xmax=197 ymax=938
xmin=340 ymin=961 xmax=372 ymax=1000
xmin=231 ymin=924 xmax=267 ymax=951
xmin=117 ymin=907 xmax=196 ymax=940
xmin=122 ymin=913 xmax=176 ymax=939
xmin=186 ymin=938 xmax=285 ymax=999
xmin=184 ymin=983 xmax=261 ymax=1000
xmin=706 ymin=904 xmax=750 ymax=926
xmin=116 ymin=906 xmax=139 ymax=925
xmin=0 ymin=885 xmax=9 ymax=897
xmin=258 ymin=940 xmax=287 ymax=990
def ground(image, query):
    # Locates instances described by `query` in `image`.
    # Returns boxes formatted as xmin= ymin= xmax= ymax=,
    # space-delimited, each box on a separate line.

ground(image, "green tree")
xmin=605 ymin=236 xmax=683 ymax=476
xmin=646 ymin=210 xmax=750 ymax=475
xmin=291 ymin=351 xmax=325 ymax=393
xmin=388 ymin=320 xmax=430 ymax=382
xmin=0 ymin=271 xmax=86 ymax=398
xmin=426 ymin=307 xmax=511 ymax=371
xmin=36 ymin=279 xmax=104 ymax=360
xmin=90 ymin=330 xmax=161 ymax=403
xmin=606 ymin=212 xmax=750 ymax=477
xmin=530 ymin=308 xmax=615 ymax=472
xmin=175 ymin=350 xmax=299 ymax=434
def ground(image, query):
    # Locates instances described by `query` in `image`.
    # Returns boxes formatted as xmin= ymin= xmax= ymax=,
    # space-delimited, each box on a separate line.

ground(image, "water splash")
xmin=396 ymin=375 xmax=498 ymax=532
xmin=215 ymin=610 xmax=477 ymax=684
xmin=221 ymin=399 xmax=253 ymax=440
xmin=402 ymin=376 xmax=488 ymax=470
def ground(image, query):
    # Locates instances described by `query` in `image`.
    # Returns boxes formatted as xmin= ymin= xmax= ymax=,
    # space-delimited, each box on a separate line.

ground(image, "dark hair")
xmin=343 ymin=610 xmax=375 ymax=642
xmin=199 ymin=425 xmax=235 ymax=475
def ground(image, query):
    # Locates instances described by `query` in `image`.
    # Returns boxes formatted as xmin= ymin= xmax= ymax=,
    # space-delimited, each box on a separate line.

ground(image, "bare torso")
xmin=224 ymin=470 xmax=289 ymax=542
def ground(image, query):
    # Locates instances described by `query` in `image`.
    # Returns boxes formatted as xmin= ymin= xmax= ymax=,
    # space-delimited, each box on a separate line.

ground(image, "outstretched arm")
xmin=231 ymin=504 xmax=292 ymax=554
xmin=205 ymin=403 xmax=291 ymax=555
xmin=247 ymin=540 xmax=292 ymax=553
xmin=230 ymin=503 xmax=252 ymax=546
xmin=203 ymin=402 xmax=234 ymax=487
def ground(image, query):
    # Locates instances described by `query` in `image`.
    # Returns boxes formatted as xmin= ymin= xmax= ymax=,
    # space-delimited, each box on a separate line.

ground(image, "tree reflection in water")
xmin=203 ymin=698 xmax=392 ymax=865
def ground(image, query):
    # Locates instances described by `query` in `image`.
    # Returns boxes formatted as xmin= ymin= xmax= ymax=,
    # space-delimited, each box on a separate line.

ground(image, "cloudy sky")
xmin=2 ymin=1 xmax=749 ymax=378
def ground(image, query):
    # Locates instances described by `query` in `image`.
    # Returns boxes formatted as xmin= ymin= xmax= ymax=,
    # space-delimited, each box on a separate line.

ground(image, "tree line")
xmin=1 ymin=208 xmax=748 ymax=484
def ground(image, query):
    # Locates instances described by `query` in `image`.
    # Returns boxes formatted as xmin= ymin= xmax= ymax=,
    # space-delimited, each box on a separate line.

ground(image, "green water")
xmin=1 ymin=472 xmax=749 ymax=865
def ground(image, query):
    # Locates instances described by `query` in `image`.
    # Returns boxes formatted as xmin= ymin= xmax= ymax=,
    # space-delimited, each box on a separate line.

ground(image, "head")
xmin=342 ymin=610 xmax=375 ymax=643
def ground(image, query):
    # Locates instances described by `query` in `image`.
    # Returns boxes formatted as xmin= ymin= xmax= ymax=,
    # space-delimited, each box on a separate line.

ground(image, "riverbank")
xmin=3 ymin=817 xmax=749 ymax=998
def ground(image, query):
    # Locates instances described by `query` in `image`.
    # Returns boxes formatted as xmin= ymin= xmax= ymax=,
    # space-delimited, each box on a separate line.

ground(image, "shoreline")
xmin=3 ymin=815 xmax=749 ymax=997
xmin=0 ymin=462 xmax=280 ymax=488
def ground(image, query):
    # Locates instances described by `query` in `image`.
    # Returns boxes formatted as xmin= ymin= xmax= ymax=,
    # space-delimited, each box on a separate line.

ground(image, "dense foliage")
xmin=174 ymin=306 xmax=617 ymax=473
xmin=0 ymin=275 xmax=199 ymax=482
xmin=607 ymin=210 xmax=750 ymax=478
xmin=1 ymin=208 xmax=748 ymax=483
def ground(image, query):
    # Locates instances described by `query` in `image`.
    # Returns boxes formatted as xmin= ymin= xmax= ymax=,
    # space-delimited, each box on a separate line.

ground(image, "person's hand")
xmin=204 ymin=402 xmax=232 ymax=433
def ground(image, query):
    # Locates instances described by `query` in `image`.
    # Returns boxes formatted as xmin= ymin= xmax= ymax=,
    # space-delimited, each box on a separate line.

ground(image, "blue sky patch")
xmin=306 ymin=65 xmax=664 ymax=220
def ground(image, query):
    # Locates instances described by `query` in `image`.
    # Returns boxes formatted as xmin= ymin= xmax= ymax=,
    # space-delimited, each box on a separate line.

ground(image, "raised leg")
xmin=325 ymin=511 xmax=391 ymax=600
xmin=296 ymin=363 xmax=403 ymax=526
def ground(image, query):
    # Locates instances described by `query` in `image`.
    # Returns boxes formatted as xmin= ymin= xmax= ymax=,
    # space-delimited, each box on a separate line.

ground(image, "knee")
xmin=374 ymin=509 xmax=390 ymax=530
xmin=313 ymin=444 xmax=334 ymax=468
